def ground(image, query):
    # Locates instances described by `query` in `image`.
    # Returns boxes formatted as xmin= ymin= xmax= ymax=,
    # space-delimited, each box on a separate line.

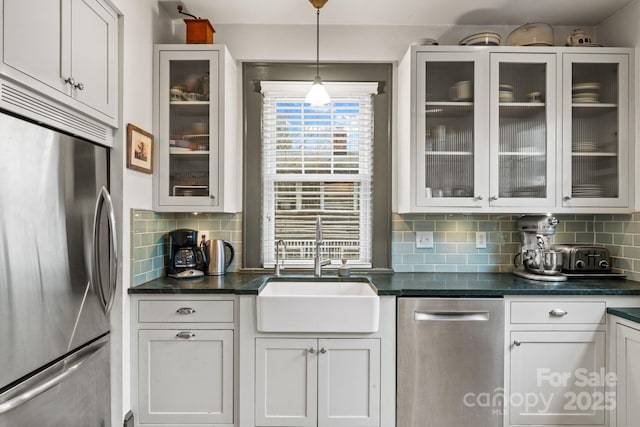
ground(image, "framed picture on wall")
xmin=126 ymin=123 xmax=154 ymax=174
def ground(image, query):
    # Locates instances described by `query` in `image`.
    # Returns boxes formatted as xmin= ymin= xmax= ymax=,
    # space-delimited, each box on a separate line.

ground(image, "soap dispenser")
xmin=338 ymin=259 xmax=351 ymax=277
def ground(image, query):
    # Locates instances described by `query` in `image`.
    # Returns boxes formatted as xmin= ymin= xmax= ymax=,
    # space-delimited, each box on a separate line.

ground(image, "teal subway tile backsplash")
xmin=392 ymin=213 xmax=640 ymax=280
xmin=129 ymin=209 xmax=640 ymax=285
xmin=130 ymin=210 xmax=243 ymax=286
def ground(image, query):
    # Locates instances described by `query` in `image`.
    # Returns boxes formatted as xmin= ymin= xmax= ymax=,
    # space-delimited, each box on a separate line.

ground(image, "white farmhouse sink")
xmin=256 ymin=279 xmax=380 ymax=333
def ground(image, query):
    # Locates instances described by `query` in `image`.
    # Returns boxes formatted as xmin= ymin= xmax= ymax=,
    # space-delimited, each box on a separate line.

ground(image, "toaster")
xmin=552 ymin=244 xmax=611 ymax=272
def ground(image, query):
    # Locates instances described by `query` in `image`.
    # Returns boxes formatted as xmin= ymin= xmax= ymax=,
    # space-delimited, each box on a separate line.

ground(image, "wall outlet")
xmin=476 ymin=231 xmax=487 ymax=249
xmin=416 ymin=231 xmax=434 ymax=249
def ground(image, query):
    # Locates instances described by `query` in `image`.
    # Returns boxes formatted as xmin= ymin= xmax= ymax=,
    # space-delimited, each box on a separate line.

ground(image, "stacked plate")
xmin=499 ymin=84 xmax=514 ymax=102
xmin=573 ymin=184 xmax=604 ymax=197
xmin=572 ymin=141 xmax=597 ymax=152
xmin=572 ymin=82 xmax=600 ymax=103
xmin=459 ymin=32 xmax=501 ymax=46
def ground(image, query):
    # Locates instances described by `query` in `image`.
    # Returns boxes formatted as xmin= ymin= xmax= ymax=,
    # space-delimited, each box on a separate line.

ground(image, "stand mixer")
xmin=513 ymin=215 xmax=567 ymax=282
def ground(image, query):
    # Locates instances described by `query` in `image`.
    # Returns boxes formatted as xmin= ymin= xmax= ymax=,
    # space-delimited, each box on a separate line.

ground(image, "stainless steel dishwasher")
xmin=397 ymin=298 xmax=504 ymax=427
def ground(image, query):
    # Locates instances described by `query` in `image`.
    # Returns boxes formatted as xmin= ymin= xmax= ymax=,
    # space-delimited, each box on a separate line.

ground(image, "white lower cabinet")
xmin=614 ymin=321 xmax=640 ymax=427
xmin=509 ymin=330 xmax=606 ymax=425
xmin=255 ymin=338 xmax=381 ymax=427
xmin=132 ymin=296 xmax=236 ymax=426
xmin=138 ymin=329 xmax=234 ymax=424
xmin=506 ymin=298 xmax=609 ymax=427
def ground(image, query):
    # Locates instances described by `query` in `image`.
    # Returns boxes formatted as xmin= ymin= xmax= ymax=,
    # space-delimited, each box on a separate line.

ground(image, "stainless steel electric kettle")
xmin=202 ymin=239 xmax=235 ymax=275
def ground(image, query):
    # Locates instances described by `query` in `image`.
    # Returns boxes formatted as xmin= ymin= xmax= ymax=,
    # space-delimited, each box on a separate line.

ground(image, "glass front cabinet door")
xmin=153 ymin=45 xmax=237 ymax=212
xmin=561 ymin=53 xmax=630 ymax=209
xmin=412 ymin=51 xmax=489 ymax=208
xmin=489 ymin=53 xmax=557 ymax=208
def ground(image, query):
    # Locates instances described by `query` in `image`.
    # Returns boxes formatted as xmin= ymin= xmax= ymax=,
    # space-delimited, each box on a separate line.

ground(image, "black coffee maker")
xmin=168 ymin=229 xmax=207 ymax=278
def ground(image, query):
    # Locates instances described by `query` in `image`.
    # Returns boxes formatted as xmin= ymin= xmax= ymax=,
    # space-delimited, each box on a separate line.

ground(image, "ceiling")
xmin=161 ymin=0 xmax=633 ymax=27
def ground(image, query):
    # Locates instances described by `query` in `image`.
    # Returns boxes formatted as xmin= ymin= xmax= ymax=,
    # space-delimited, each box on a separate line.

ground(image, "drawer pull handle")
xmin=177 ymin=307 xmax=196 ymax=315
xmin=549 ymin=309 xmax=568 ymax=317
xmin=176 ymin=331 xmax=195 ymax=339
xmin=514 ymin=340 xmax=522 ymax=347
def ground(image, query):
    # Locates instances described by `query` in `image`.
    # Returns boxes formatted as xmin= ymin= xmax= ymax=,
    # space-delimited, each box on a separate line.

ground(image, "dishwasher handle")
xmin=414 ymin=311 xmax=490 ymax=321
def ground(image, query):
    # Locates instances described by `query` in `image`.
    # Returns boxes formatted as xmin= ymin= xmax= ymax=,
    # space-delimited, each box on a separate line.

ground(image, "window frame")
xmin=242 ymin=62 xmax=392 ymax=269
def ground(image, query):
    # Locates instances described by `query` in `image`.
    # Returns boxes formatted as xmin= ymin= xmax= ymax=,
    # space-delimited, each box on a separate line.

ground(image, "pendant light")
xmin=305 ymin=0 xmax=330 ymax=106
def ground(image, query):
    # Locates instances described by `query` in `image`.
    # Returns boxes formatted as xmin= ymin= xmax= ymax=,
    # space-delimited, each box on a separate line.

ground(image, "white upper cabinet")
xmin=153 ymin=45 xmax=238 ymax=213
xmin=67 ymin=0 xmax=117 ymax=120
xmin=398 ymin=46 xmax=634 ymax=213
xmin=489 ymin=52 xmax=557 ymax=209
xmin=409 ymin=51 xmax=489 ymax=209
xmin=561 ymin=53 xmax=630 ymax=209
xmin=1 ymin=0 xmax=118 ymax=132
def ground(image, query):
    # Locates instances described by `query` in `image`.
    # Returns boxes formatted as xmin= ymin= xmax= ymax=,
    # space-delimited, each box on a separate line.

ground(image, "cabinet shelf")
xmin=170 ymin=100 xmax=210 ymax=106
xmin=425 ymin=151 xmax=473 ymax=156
xmin=499 ymin=151 xmax=545 ymax=156
xmin=499 ymin=103 xmax=546 ymax=118
xmin=572 ymin=103 xmax=618 ymax=118
xmin=572 ymin=152 xmax=618 ymax=157
xmin=424 ymin=102 xmax=473 ymax=116
xmin=170 ymin=148 xmax=210 ymax=155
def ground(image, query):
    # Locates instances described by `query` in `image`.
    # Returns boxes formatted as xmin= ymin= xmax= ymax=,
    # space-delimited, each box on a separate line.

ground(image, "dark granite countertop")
xmin=607 ymin=307 xmax=640 ymax=324
xmin=129 ymin=272 xmax=640 ymax=296
xmin=127 ymin=273 xmax=266 ymax=294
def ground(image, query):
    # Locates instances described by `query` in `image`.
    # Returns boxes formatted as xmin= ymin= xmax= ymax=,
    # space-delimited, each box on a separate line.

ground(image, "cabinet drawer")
xmin=138 ymin=300 xmax=234 ymax=323
xmin=510 ymin=301 xmax=605 ymax=324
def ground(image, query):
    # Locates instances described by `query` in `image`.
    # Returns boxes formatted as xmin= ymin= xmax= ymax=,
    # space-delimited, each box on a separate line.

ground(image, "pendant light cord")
xmin=315 ymin=8 xmax=320 ymax=77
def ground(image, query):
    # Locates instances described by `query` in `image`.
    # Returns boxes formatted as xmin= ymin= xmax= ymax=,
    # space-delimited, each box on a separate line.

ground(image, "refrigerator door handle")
xmin=92 ymin=186 xmax=119 ymax=313
xmin=0 ymin=335 xmax=108 ymax=415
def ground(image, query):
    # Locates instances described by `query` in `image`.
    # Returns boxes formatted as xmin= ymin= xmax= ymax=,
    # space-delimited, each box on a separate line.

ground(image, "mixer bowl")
xmin=524 ymin=250 xmax=563 ymax=275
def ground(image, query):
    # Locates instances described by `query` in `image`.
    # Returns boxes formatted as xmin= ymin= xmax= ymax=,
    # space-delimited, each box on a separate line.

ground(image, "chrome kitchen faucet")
xmin=314 ymin=216 xmax=331 ymax=277
xmin=274 ymin=239 xmax=286 ymax=276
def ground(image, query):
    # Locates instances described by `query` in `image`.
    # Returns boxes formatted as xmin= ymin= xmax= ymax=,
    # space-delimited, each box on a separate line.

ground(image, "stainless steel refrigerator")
xmin=0 ymin=112 xmax=117 ymax=426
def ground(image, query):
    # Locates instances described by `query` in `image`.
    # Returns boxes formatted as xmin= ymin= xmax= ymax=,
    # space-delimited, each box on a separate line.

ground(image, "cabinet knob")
xmin=176 ymin=331 xmax=195 ymax=339
xmin=513 ymin=340 xmax=522 ymax=347
xmin=176 ymin=307 xmax=196 ymax=315
xmin=308 ymin=348 xmax=316 ymax=354
xmin=320 ymin=348 xmax=327 ymax=354
xmin=490 ymin=196 xmax=498 ymax=201
xmin=64 ymin=76 xmax=76 ymax=86
xmin=210 ymin=194 xmax=216 ymax=200
xmin=74 ymin=82 xmax=84 ymax=91
xmin=563 ymin=196 xmax=572 ymax=201
xmin=474 ymin=195 xmax=484 ymax=201
xmin=549 ymin=309 xmax=568 ymax=317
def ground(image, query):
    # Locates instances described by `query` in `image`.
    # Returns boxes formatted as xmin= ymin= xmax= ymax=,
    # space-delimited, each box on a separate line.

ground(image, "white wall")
xmin=108 ymin=0 xmax=174 ymax=425
xmin=596 ymin=0 xmax=640 ymax=210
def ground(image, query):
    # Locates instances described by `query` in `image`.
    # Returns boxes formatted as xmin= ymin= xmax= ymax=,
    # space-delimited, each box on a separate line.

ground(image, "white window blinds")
xmin=261 ymin=81 xmax=377 ymax=267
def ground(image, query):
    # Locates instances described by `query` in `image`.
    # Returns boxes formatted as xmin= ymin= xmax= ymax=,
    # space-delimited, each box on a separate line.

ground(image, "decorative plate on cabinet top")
xmin=506 ymin=23 xmax=554 ymax=46
xmin=412 ymin=37 xmax=439 ymax=46
xmin=458 ymin=32 xmax=501 ymax=46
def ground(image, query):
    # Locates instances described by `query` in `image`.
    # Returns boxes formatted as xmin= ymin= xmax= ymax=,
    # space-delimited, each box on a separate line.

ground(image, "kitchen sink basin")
xmin=256 ymin=278 xmax=380 ymax=333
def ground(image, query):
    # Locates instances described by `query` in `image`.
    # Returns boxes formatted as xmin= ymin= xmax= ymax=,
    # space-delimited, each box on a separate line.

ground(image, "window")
xmin=242 ymin=63 xmax=392 ymax=270
xmin=261 ymin=82 xmax=377 ymax=267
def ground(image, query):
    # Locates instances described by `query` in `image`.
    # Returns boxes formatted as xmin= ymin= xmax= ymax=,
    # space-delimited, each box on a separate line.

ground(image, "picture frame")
xmin=126 ymin=124 xmax=154 ymax=174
